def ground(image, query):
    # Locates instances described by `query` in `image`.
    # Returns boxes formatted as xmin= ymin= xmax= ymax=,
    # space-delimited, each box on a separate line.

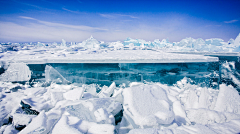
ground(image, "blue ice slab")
xmin=28 ymin=62 xmax=220 ymax=88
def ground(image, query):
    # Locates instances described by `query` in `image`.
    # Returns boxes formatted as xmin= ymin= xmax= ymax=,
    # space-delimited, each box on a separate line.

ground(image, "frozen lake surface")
xmin=0 ymin=35 xmax=240 ymax=134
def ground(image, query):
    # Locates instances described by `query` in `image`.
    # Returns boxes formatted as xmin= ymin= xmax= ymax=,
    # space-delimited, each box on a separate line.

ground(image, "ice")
xmin=205 ymin=38 xmax=225 ymax=46
xmin=51 ymin=92 xmax=64 ymax=106
xmin=19 ymin=111 xmax=47 ymax=134
xmin=122 ymin=84 xmax=174 ymax=128
xmin=12 ymin=113 xmax=36 ymax=131
xmin=0 ymin=91 xmax=25 ymax=126
xmin=63 ymin=87 xmax=84 ymax=101
xmin=51 ymin=112 xmax=115 ymax=134
xmin=186 ymin=109 xmax=226 ymax=125
xmin=214 ymin=84 xmax=240 ymax=114
xmin=207 ymin=120 xmax=240 ymax=134
xmin=83 ymin=84 xmax=99 ymax=96
xmin=123 ymin=37 xmax=151 ymax=47
xmin=24 ymin=87 xmax=47 ymax=97
xmin=184 ymin=89 xmax=199 ymax=109
xmin=108 ymin=41 xmax=124 ymax=50
xmin=65 ymin=98 xmax=121 ymax=122
xmin=52 ymin=115 xmax=83 ymax=134
xmin=0 ymin=63 xmax=31 ymax=82
xmin=81 ymin=35 xmax=100 ymax=49
xmin=234 ymin=33 xmax=240 ymax=47
xmin=152 ymin=39 xmax=172 ymax=48
xmin=2 ymin=125 xmax=19 ymax=134
xmin=87 ymin=122 xmax=115 ymax=134
xmin=93 ymin=108 xmax=115 ymax=124
xmin=61 ymin=39 xmax=67 ymax=47
xmin=128 ymin=120 xmax=240 ymax=134
xmin=172 ymin=100 xmax=190 ymax=125
xmin=127 ymin=128 xmax=159 ymax=134
xmin=66 ymin=103 xmax=96 ymax=122
xmin=45 ymin=65 xmax=70 ymax=84
xmin=1 ymin=40 xmax=240 ymax=133
xmin=98 ymin=82 xmax=116 ymax=98
xmin=21 ymin=97 xmax=51 ymax=113
xmin=0 ymin=50 xmax=219 ymax=64
xmin=1 ymin=77 xmax=240 ymax=133
xmin=220 ymin=61 xmax=240 ymax=90
xmin=0 ymin=34 xmax=240 ymax=54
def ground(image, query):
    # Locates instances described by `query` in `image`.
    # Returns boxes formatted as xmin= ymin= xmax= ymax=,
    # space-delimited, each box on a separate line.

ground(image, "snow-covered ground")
xmin=0 ymin=34 xmax=240 ymax=133
xmin=0 ymin=49 xmax=219 ymax=64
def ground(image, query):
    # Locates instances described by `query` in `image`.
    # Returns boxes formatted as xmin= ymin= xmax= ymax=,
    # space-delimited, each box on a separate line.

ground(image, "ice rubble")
xmin=0 ymin=75 xmax=240 ymax=133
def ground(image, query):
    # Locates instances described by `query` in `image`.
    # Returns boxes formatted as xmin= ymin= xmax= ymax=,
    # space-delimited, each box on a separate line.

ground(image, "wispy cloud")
xmin=224 ymin=20 xmax=238 ymax=23
xmin=118 ymin=14 xmax=138 ymax=19
xmin=99 ymin=13 xmax=138 ymax=19
xmin=19 ymin=16 xmax=108 ymax=31
xmin=0 ymin=16 xmax=111 ymax=42
xmin=62 ymin=7 xmax=80 ymax=14
xmin=0 ymin=13 xmax=237 ymax=43
xmin=19 ymin=16 xmax=36 ymax=20
xmin=99 ymin=14 xmax=115 ymax=19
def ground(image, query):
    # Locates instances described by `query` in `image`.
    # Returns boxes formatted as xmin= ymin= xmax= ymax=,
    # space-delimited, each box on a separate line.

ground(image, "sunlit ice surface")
xmin=0 ymin=35 xmax=240 ymax=133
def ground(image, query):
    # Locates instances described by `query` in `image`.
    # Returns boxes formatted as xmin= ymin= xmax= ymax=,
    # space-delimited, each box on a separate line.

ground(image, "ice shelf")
xmin=168 ymin=51 xmax=240 ymax=56
xmin=0 ymin=50 xmax=218 ymax=64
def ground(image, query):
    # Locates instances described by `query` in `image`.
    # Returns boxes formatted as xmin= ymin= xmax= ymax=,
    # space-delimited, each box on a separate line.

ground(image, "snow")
xmin=214 ymin=84 xmax=240 ymax=114
xmin=0 ymin=79 xmax=240 ymax=133
xmin=0 ymin=50 xmax=219 ymax=64
xmin=122 ymin=84 xmax=174 ymax=128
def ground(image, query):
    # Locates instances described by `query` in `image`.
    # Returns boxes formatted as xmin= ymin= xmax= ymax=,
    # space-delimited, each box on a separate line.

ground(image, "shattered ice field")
xmin=0 ymin=34 xmax=240 ymax=134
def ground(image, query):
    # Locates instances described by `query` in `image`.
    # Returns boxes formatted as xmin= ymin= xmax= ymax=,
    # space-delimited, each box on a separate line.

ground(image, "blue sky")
xmin=0 ymin=0 xmax=239 ymax=42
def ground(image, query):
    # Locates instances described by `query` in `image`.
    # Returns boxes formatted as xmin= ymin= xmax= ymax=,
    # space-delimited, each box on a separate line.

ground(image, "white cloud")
xmin=19 ymin=16 xmax=37 ymax=20
xmin=0 ymin=16 xmax=109 ymax=42
xmin=62 ymin=7 xmax=80 ymax=14
xmin=0 ymin=15 xmax=236 ymax=43
xmin=19 ymin=16 xmax=108 ymax=31
xmin=99 ymin=14 xmax=115 ymax=19
xmin=99 ymin=13 xmax=138 ymax=19
xmin=224 ymin=20 xmax=238 ymax=24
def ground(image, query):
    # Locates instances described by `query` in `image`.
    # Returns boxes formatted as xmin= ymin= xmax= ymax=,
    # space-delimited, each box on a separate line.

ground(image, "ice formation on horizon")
xmin=81 ymin=35 xmax=100 ymax=49
xmin=1 ymin=33 xmax=240 ymax=53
